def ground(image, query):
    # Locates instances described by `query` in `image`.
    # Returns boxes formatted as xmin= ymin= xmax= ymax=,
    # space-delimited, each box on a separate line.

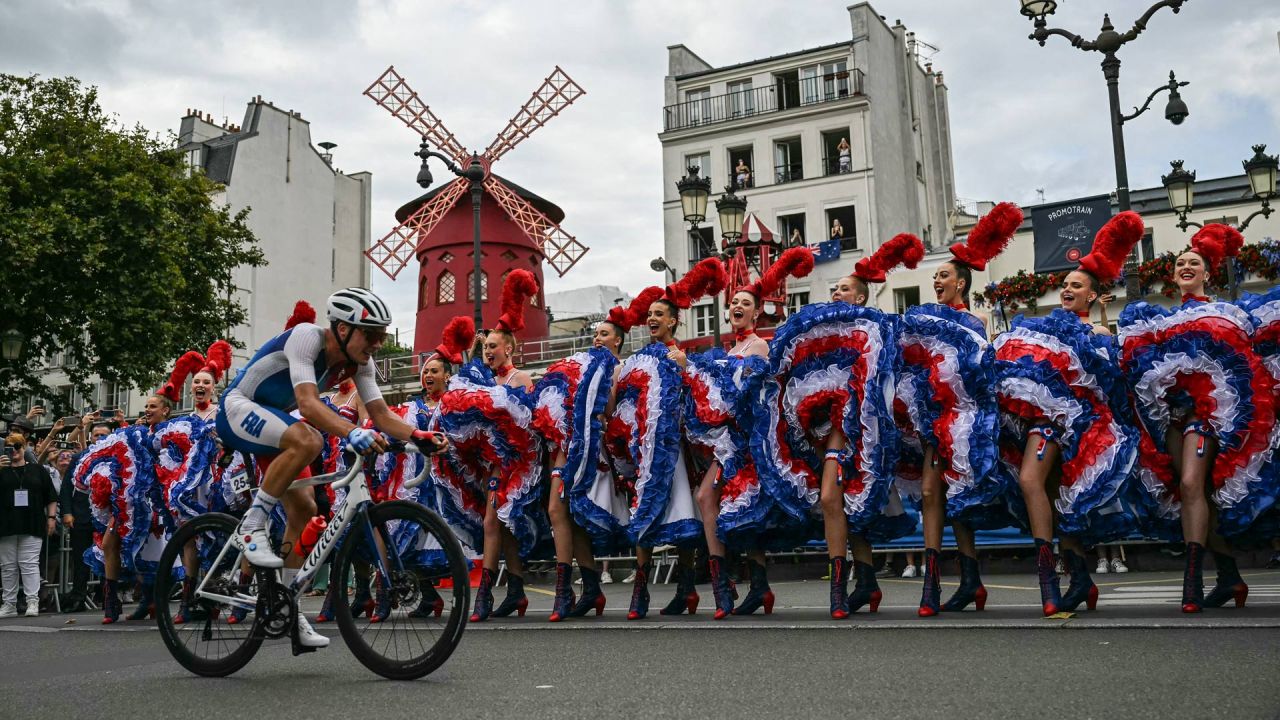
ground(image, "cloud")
xmin=3 ymin=0 xmax=1278 ymax=346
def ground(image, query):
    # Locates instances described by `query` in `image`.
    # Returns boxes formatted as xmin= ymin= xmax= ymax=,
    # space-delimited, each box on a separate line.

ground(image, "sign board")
xmin=1030 ymin=195 xmax=1112 ymax=274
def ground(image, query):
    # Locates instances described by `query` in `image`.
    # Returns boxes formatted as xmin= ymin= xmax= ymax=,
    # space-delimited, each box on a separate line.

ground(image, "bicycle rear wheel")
xmin=155 ymin=512 xmax=264 ymax=677
xmin=333 ymin=500 xmax=470 ymax=680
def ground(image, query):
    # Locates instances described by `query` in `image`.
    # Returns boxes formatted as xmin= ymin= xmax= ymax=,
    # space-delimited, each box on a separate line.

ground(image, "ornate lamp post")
xmin=1 ymin=330 xmax=23 ymax=362
xmin=1162 ymin=144 xmax=1278 ymax=299
xmin=414 ymin=140 xmax=488 ymax=330
xmin=1020 ymin=0 xmax=1191 ymax=299
xmin=676 ymin=165 xmax=722 ymax=344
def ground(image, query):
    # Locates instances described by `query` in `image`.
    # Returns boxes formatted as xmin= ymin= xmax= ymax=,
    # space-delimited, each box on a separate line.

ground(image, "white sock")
xmin=241 ymin=489 xmax=281 ymax=532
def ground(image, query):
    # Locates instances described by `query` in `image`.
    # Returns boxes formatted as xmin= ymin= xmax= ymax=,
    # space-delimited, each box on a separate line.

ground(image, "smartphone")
xmin=55 ymin=440 xmax=78 ymax=451
xmin=60 ymin=415 xmax=80 ymax=426
xmin=98 ymin=407 xmax=117 ymax=416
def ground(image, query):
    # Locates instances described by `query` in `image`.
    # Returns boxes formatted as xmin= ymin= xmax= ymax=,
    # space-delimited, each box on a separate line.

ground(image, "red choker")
xmin=1182 ymin=293 xmax=1210 ymax=303
xmin=1074 ymin=310 xmax=1090 ymax=319
xmin=195 ymin=400 xmax=211 ymax=412
xmin=734 ymin=328 xmax=756 ymax=343
xmin=947 ymin=302 xmax=967 ymax=311
xmin=428 ymin=389 xmax=443 ymax=401
xmin=663 ymin=339 xmax=678 ymax=349
xmin=495 ymin=364 xmax=515 ymax=377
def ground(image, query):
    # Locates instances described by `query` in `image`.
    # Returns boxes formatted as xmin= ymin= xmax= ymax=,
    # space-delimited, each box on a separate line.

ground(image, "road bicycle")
xmin=154 ymin=439 xmax=470 ymax=680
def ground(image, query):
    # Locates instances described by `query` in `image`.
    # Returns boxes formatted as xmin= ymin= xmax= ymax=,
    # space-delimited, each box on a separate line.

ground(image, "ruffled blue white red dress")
xmin=993 ymin=309 xmax=1142 ymax=543
xmin=1119 ymin=296 xmax=1280 ymax=542
xmin=752 ymin=302 xmax=909 ymax=541
xmin=72 ymin=426 xmax=160 ymax=580
xmin=895 ymin=304 xmax=1008 ymax=529
xmin=533 ymin=347 xmax=628 ymax=553
xmin=438 ymin=360 xmax=546 ymax=557
xmin=605 ymin=342 xmax=701 ymax=548
xmin=151 ymin=416 xmax=219 ymax=531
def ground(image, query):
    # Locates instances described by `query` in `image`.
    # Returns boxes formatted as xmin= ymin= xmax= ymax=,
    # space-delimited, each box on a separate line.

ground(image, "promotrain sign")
xmin=1030 ymin=195 xmax=1112 ymax=274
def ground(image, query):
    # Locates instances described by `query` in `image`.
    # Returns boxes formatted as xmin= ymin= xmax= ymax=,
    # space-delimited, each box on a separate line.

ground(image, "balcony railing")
xmin=822 ymin=154 xmax=855 ymax=176
xmin=774 ymin=162 xmax=804 ymax=185
xmin=663 ymin=69 xmax=865 ymax=132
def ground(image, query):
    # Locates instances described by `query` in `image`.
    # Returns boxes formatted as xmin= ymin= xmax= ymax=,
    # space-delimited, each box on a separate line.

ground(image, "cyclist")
xmin=218 ymin=288 xmax=444 ymax=649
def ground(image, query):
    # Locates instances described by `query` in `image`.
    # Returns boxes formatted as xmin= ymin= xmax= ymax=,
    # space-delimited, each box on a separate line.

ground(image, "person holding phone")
xmin=0 ymin=432 xmax=58 ymax=618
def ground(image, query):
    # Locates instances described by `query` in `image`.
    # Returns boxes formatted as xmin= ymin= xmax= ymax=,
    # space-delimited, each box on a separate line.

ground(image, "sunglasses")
xmin=358 ymin=327 xmax=388 ymax=344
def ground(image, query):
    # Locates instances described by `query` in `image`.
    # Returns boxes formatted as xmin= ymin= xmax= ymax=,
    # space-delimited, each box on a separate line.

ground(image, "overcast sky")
xmin=4 ymin=0 xmax=1278 ymax=345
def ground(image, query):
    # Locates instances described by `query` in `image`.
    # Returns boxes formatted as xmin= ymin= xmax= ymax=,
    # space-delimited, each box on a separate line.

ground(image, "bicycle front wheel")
xmin=155 ymin=512 xmax=264 ymax=677
xmin=333 ymin=500 xmax=470 ymax=680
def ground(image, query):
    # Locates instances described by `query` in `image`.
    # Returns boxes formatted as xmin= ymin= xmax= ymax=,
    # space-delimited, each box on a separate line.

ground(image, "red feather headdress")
xmin=742 ymin=247 xmax=815 ymax=298
xmin=285 ymin=300 xmax=316 ymax=330
xmin=663 ymin=257 xmax=729 ymax=309
xmin=1189 ymin=223 xmax=1244 ymax=273
xmin=1077 ymin=211 xmax=1144 ymax=285
xmin=200 ymin=340 xmax=233 ymax=382
xmin=159 ymin=337 xmax=234 ymax=402
xmin=431 ymin=315 xmax=475 ymax=366
xmin=606 ymin=286 xmax=665 ymax=333
xmin=854 ymin=233 xmax=925 ymax=283
xmin=494 ymin=269 xmax=540 ymax=334
xmin=159 ymin=351 xmax=207 ymax=403
xmin=949 ymin=202 xmax=1023 ymax=271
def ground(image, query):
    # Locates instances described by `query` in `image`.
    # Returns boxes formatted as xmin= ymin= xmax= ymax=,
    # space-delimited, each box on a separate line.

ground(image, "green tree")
xmin=0 ymin=74 xmax=265 ymax=403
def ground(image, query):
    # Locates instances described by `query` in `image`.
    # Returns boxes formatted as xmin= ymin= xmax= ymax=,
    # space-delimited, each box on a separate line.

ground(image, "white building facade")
xmin=31 ymin=100 xmax=371 ymax=420
xmin=660 ymin=3 xmax=956 ymax=340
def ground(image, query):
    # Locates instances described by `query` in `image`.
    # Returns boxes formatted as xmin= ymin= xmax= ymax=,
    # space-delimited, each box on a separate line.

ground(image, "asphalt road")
xmin=3 ymin=571 xmax=1278 ymax=719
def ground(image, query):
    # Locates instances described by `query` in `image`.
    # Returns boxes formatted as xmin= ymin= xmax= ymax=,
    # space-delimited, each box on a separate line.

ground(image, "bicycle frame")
xmin=195 ymin=445 xmax=430 ymax=611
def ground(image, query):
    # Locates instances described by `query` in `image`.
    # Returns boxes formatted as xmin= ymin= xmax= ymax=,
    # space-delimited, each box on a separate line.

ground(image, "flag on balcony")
xmin=812 ymin=239 xmax=842 ymax=264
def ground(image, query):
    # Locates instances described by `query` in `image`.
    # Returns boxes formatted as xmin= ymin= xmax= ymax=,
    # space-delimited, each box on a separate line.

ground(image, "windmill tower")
xmin=363 ymin=66 xmax=588 ymax=351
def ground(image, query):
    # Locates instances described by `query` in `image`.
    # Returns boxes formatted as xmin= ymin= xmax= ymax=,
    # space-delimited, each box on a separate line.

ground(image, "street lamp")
xmin=650 ymin=257 xmax=676 ymax=283
xmin=716 ymin=186 xmax=748 ymax=243
xmin=676 ymin=166 xmax=723 ymax=345
xmin=1162 ymin=144 xmax=1278 ymax=299
xmin=1 ymin=330 xmax=22 ymax=362
xmin=1020 ymin=0 xmax=1191 ymax=299
xmin=415 ymin=140 xmax=489 ymax=330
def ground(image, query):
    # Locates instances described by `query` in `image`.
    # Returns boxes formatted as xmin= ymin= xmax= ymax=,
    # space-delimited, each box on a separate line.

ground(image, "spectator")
xmin=0 ymin=432 xmax=58 ymax=618
xmin=837 ymin=137 xmax=851 ymax=173
xmin=1095 ymin=545 xmax=1128 ymax=574
xmin=789 ymin=228 xmax=804 ymax=247
xmin=831 ymin=218 xmax=845 ymax=241
xmin=7 ymin=412 xmax=40 ymax=464
xmin=60 ymin=420 xmax=110 ymax=609
xmin=735 ymin=159 xmax=751 ymax=189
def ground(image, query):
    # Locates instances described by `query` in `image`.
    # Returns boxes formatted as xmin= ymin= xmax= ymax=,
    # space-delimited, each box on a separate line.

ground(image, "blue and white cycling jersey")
xmin=218 ymin=323 xmax=383 ymax=455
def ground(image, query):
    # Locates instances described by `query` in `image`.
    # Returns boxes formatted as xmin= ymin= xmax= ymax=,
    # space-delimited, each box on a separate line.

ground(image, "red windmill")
xmin=363 ymin=66 xmax=588 ymax=351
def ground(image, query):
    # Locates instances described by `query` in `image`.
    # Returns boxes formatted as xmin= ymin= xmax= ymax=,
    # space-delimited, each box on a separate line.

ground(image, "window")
xmin=821 ymin=60 xmax=850 ymax=99
xmin=821 ymin=129 xmax=853 ymax=175
xmin=685 ymin=152 xmax=710 ymax=178
xmin=418 ymin=275 xmax=429 ymax=310
xmin=501 ymin=249 xmax=518 ymax=262
xmin=786 ymin=291 xmax=810 ymax=315
xmin=727 ymin=146 xmax=754 ymax=189
xmin=727 ymin=79 xmax=754 ymax=117
xmin=465 ymin=270 xmax=488 ymax=302
xmin=774 ymin=69 xmax=800 ymax=111
xmin=1139 ymin=229 xmax=1155 ymax=263
xmin=437 ymin=271 xmax=456 ymax=304
xmin=774 ymin=137 xmax=802 ymax=184
xmin=439 ymin=251 xmax=454 ymax=263
xmin=689 ymin=226 xmax=717 ymax=266
xmin=777 ymin=212 xmax=806 ymax=247
xmin=692 ymin=303 xmax=716 ymax=338
xmin=800 ymin=65 xmax=820 ymax=104
xmin=894 ymin=287 xmax=921 ymax=315
xmin=826 ymin=205 xmax=857 ymax=252
xmin=685 ymin=87 xmax=711 ymax=125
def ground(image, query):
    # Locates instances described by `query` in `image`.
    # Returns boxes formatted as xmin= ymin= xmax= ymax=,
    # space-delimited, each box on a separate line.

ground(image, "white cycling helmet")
xmin=326 ymin=288 xmax=392 ymax=327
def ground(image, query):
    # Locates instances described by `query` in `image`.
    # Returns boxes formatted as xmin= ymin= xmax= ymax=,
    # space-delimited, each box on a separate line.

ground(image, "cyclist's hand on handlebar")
xmin=347 ymin=427 xmax=387 ymax=455
xmin=411 ymin=429 xmax=449 ymax=455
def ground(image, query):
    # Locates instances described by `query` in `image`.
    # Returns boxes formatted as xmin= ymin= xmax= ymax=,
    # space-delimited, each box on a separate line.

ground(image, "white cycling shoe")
xmin=234 ymin=527 xmax=283 ymax=569
xmin=296 ymin=614 xmax=330 ymax=649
